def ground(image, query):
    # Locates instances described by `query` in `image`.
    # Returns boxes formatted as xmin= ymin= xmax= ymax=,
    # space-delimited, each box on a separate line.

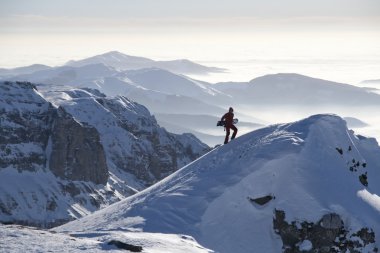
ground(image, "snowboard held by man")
xmin=221 ymin=107 xmax=238 ymax=144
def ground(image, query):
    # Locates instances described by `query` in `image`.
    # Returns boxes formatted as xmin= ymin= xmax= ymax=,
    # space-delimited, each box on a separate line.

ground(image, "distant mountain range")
xmin=66 ymin=51 xmax=226 ymax=75
xmin=2 ymin=52 xmax=380 ymax=147
xmin=0 ymin=64 xmax=50 ymax=78
xmin=215 ymin=73 xmax=380 ymax=106
xmin=360 ymin=79 xmax=380 ymax=86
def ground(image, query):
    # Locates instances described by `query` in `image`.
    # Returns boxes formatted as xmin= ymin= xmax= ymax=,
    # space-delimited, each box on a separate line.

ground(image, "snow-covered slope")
xmin=0 ymin=224 xmax=212 ymax=253
xmin=56 ymin=114 xmax=380 ymax=253
xmin=0 ymin=81 xmax=209 ymax=227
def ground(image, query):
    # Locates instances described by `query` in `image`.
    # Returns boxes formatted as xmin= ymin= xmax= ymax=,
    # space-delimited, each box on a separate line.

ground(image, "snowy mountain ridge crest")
xmin=56 ymin=114 xmax=380 ymax=253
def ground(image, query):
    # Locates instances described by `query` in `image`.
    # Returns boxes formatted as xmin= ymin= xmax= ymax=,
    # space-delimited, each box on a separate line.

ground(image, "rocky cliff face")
xmin=92 ymin=94 xmax=205 ymax=185
xmin=0 ymin=81 xmax=209 ymax=227
xmin=48 ymin=88 xmax=209 ymax=187
xmin=273 ymin=210 xmax=377 ymax=253
xmin=0 ymin=81 xmax=53 ymax=171
xmin=49 ymin=107 xmax=108 ymax=184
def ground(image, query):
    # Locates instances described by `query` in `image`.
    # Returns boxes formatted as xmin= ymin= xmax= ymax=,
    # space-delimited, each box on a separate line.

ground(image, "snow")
xmin=0 ymin=168 xmax=72 ymax=223
xmin=297 ymin=240 xmax=313 ymax=251
xmin=357 ymin=189 xmax=380 ymax=213
xmin=55 ymin=114 xmax=380 ymax=253
xmin=0 ymin=225 xmax=212 ymax=253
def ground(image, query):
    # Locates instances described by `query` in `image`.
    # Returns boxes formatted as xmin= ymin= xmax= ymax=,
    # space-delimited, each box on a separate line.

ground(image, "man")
xmin=221 ymin=107 xmax=238 ymax=144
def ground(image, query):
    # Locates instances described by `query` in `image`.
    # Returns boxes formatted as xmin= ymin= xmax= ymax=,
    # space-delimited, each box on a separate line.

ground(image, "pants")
xmin=224 ymin=124 xmax=238 ymax=144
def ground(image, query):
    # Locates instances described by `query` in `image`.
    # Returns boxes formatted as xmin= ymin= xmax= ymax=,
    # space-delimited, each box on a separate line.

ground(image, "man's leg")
xmin=224 ymin=127 xmax=231 ymax=144
xmin=231 ymin=125 xmax=238 ymax=140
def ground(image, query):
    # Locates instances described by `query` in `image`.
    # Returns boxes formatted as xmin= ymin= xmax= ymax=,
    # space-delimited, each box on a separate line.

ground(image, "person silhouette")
xmin=221 ymin=107 xmax=238 ymax=144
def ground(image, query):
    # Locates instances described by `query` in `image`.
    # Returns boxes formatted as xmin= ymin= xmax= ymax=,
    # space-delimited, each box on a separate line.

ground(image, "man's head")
xmin=229 ymin=107 xmax=233 ymax=113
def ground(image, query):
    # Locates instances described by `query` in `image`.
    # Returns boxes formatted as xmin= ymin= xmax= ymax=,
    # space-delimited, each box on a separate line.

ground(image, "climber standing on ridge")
xmin=221 ymin=107 xmax=238 ymax=144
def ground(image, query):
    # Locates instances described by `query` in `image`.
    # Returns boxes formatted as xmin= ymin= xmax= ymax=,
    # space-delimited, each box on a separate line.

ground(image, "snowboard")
xmin=217 ymin=118 xmax=238 ymax=127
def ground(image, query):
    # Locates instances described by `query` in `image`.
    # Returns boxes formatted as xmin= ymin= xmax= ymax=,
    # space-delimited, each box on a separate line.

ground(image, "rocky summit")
xmin=0 ymin=81 xmax=209 ymax=227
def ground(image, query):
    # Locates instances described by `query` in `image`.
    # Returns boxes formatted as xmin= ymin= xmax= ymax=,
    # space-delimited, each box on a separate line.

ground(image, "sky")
xmin=0 ymin=0 xmax=379 ymax=84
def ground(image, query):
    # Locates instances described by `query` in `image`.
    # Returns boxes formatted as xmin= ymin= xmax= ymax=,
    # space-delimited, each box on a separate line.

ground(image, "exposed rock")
xmin=49 ymin=107 xmax=108 ymax=184
xmin=248 ymin=195 xmax=274 ymax=206
xmin=335 ymin=147 xmax=343 ymax=155
xmin=335 ymin=143 xmax=370 ymax=187
xmin=273 ymin=209 xmax=378 ymax=253
xmin=63 ymin=93 xmax=210 ymax=186
xmin=359 ymin=173 xmax=368 ymax=187
xmin=107 ymin=240 xmax=143 ymax=252
xmin=319 ymin=213 xmax=343 ymax=229
xmin=353 ymin=228 xmax=376 ymax=245
xmin=0 ymin=81 xmax=54 ymax=171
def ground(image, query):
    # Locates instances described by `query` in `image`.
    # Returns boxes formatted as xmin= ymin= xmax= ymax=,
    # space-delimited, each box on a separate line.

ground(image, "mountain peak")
xmin=102 ymin=50 xmax=124 ymax=56
xmin=249 ymin=73 xmax=329 ymax=83
xmin=56 ymin=114 xmax=380 ymax=252
xmin=64 ymin=51 xmax=225 ymax=75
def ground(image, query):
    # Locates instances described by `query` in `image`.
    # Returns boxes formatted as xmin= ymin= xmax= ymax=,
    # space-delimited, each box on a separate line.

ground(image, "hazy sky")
xmin=1 ymin=0 xmax=379 ymax=18
xmin=1 ymin=0 xmax=379 ymax=33
xmin=0 ymin=0 xmax=379 ymax=84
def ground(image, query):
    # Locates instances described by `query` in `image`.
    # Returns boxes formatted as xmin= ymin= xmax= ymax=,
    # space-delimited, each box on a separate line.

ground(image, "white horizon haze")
xmin=0 ymin=0 xmax=379 ymax=85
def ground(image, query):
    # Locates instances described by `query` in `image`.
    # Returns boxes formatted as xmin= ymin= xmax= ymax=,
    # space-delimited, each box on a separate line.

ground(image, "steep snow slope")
xmin=56 ymin=114 xmax=380 ymax=253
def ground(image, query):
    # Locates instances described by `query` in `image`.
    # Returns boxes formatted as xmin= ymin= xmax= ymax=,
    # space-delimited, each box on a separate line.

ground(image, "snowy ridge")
xmin=56 ymin=114 xmax=380 ymax=252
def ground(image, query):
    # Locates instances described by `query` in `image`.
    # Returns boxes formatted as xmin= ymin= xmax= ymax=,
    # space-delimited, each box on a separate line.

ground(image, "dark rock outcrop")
xmin=107 ymin=240 xmax=143 ymax=252
xmin=273 ymin=209 xmax=378 ymax=253
xmin=49 ymin=107 xmax=108 ymax=184
xmin=248 ymin=195 xmax=274 ymax=206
